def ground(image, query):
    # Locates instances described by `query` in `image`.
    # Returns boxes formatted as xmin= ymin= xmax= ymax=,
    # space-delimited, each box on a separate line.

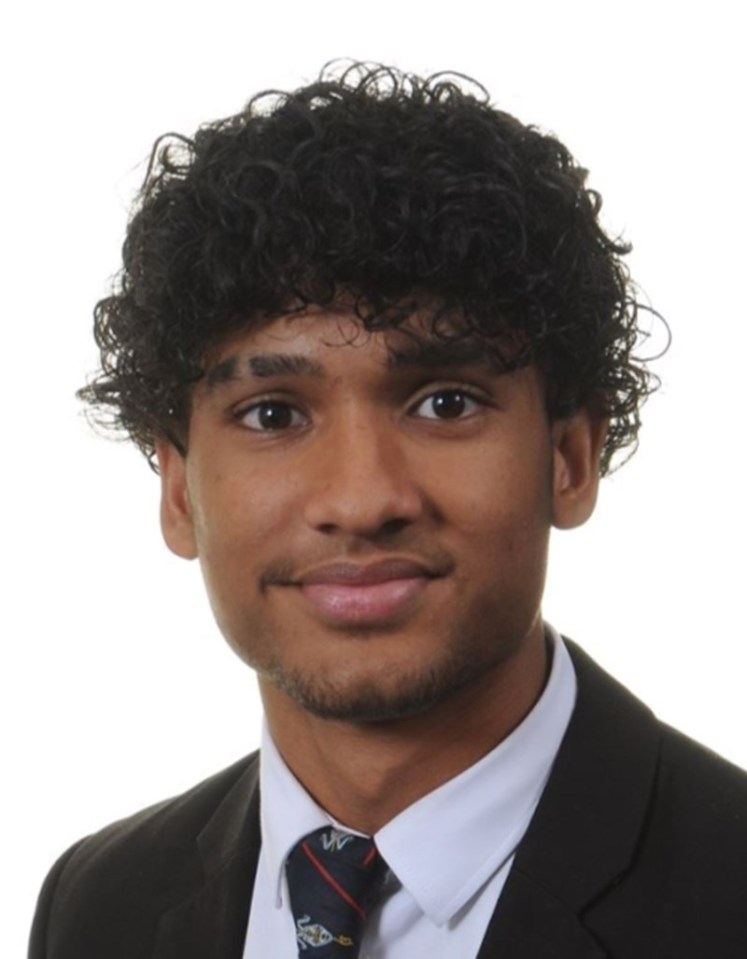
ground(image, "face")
xmin=158 ymin=309 xmax=604 ymax=723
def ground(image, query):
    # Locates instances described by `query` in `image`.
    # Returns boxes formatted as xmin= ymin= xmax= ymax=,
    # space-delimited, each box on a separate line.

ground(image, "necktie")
xmin=285 ymin=826 xmax=388 ymax=956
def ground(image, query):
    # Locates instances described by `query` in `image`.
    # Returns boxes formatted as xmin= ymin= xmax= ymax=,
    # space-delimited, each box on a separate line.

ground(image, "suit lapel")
xmin=476 ymin=871 xmax=609 ymax=958
xmin=153 ymin=757 xmax=262 ymax=959
xmin=477 ymin=641 xmax=661 ymax=959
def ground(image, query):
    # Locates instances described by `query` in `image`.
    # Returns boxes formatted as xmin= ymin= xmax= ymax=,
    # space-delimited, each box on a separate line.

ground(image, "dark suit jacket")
xmin=30 ymin=642 xmax=747 ymax=958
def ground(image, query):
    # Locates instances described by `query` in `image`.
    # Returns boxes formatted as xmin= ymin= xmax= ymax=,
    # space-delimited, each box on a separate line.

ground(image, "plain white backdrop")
xmin=5 ymin=1 xmax=745 ymax=953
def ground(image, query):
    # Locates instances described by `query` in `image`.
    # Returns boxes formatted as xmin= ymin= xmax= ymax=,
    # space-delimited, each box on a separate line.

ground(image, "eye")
xmin=412 ymin=389 xmax=482 ymax=420
xmin=237 ymin=400 xmax=307 ymax=432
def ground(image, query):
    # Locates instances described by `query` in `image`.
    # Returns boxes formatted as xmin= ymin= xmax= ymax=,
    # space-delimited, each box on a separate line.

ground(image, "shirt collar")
xmin=259 ymin=726 xmax=335 ymax=908
xmin=259 ymin=626 xmax=576 ymax=924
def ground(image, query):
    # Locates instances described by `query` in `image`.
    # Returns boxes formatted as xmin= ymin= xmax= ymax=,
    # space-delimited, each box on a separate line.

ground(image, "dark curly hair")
xmin=80 ymin=61 xmax=661 ymax=474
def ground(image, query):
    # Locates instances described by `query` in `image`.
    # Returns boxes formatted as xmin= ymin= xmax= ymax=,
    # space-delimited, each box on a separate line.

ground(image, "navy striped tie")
xmin=285 ymin=826 xmax=388 ymax=956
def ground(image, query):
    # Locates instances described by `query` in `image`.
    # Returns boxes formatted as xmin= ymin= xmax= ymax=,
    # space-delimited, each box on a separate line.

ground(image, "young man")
xmin=31 ymin=63 xmax=747 ymax=958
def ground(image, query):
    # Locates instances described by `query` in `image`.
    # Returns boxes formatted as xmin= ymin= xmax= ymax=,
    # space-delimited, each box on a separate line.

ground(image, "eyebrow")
xmin=205 ymin=352 xmax=326 ymax=389
xmin=204 ymin=337 xmax=512 ymax=390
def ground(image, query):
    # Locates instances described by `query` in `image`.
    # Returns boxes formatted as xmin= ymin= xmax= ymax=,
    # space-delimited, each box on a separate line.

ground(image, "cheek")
xmin=460 ymin=516 xmax=551 ymax=641
xmin=189 ymin=465 xmax=302 ymax=589
xmin=466 ymin=511 xmax=550 ymax=578
xmin=442 ymin=451 xmax=554 ymax=536
xmin=444 ymin=454 xmax=553 ymax=599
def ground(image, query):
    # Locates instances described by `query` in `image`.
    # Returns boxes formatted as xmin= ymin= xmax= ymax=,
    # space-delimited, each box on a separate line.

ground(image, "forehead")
xmin=202 ymin=309 xmax=515 ymax=388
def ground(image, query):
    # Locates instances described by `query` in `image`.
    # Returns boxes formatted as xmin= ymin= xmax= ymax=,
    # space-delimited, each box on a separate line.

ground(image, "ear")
xmin=155 ymin=439 xmax=198 ymax=560
xmin=551 ymin=408 xmax=608 ymax=530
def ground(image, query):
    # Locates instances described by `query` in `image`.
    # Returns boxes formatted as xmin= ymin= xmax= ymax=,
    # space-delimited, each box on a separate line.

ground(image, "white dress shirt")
xmin=243 ymin=627 xmax=576 ymax=958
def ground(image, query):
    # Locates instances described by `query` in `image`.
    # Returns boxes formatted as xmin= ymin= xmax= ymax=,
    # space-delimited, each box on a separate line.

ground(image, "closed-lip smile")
xmin=290 ymin=558 xmax=446 ymax=626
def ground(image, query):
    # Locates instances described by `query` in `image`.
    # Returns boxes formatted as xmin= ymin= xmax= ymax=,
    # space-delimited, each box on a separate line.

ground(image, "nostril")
xmin=379 ymin=517 xmax=412 ymax=537
xmin=312 ymin=516 xmax=414 ymax=538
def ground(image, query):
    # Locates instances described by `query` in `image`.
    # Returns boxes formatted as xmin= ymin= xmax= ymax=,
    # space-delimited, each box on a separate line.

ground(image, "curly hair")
xmin=80 ymin=61 xmax=660 ymax=474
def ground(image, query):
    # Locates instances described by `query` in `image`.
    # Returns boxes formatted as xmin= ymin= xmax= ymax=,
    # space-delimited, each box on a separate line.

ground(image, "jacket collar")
xmin=153 ymin=755 xmax=261 ymax=959
xmin=477 ymin=640 xmax=661 ymax=958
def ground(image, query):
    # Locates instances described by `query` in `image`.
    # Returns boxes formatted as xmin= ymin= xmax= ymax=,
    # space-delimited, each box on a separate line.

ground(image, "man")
xmin=30 ymin=63 xmax=747 ymax=958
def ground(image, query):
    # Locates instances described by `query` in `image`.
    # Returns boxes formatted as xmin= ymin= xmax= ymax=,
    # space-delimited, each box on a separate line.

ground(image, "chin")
xmin=262 ymin=654 xmax=499 ymax=724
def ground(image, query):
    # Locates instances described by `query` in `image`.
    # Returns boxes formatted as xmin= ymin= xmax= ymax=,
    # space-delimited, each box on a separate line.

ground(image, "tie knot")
xmin=286 ymin=827 xmax=388 ymax=956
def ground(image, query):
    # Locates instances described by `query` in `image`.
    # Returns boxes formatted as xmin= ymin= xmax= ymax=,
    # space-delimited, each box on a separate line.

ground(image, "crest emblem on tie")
xmin=296 ymin=914 xmax=354 ymax=949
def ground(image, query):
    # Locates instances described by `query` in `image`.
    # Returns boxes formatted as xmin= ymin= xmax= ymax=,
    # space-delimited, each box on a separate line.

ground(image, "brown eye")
xmin=240 ymin=401 xmax=305 ymax=431
xmin=414 ymin=390 xmax=480 ymax=420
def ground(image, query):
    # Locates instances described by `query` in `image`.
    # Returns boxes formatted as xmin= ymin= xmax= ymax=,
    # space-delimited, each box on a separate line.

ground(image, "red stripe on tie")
xmin=362 ymin=846 xmax=377 ymax=867
xmin=302 ymin=841 xmax=367 ymax=919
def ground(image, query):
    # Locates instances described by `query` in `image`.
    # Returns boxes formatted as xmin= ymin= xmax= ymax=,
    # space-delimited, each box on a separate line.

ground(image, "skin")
xmin=157 ymin=308 xmax=606 ymax=833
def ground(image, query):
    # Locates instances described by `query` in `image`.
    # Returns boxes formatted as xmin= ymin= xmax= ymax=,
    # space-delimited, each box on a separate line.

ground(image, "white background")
xmin=4 ymin=2 xmax=745 ymax=953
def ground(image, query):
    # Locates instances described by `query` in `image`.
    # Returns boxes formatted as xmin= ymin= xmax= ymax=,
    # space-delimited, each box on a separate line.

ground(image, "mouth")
xmin=288 ymin=558 xmax=445 ymax=627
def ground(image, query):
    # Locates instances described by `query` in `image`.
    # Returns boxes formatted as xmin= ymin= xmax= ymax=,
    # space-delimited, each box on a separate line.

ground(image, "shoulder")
xmin=572 ymin=637 xmax=747 ymax=801
xmin=568 ymin=637 xmax=747 ymax=836
xmin=53 ymin=751 xmax=258 ymax=883
xmin=29 ymin=752 xmax=259 ymax=959
xmin=652 ymin=721 xmax=747 ymax=852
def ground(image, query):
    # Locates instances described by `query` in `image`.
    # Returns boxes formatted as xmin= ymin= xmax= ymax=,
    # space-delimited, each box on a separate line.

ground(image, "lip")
xmin=298 ymin=559 xmax=435 ymax=586
xmin=292 ymin=559 xmax=441 ymax=626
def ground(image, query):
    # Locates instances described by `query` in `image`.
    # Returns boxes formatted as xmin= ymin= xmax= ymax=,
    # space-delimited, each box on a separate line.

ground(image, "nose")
xmin=303 ymin=413 xmax=425 ymax=538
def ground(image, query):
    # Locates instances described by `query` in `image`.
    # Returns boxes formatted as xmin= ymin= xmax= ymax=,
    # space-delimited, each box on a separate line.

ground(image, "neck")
xmin=260 ymin=630 xmax=548 ymax=835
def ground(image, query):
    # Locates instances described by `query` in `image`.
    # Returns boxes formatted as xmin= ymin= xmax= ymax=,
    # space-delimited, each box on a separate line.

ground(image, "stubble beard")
xmin=252 ymin=623 xmax=527 ymax=724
